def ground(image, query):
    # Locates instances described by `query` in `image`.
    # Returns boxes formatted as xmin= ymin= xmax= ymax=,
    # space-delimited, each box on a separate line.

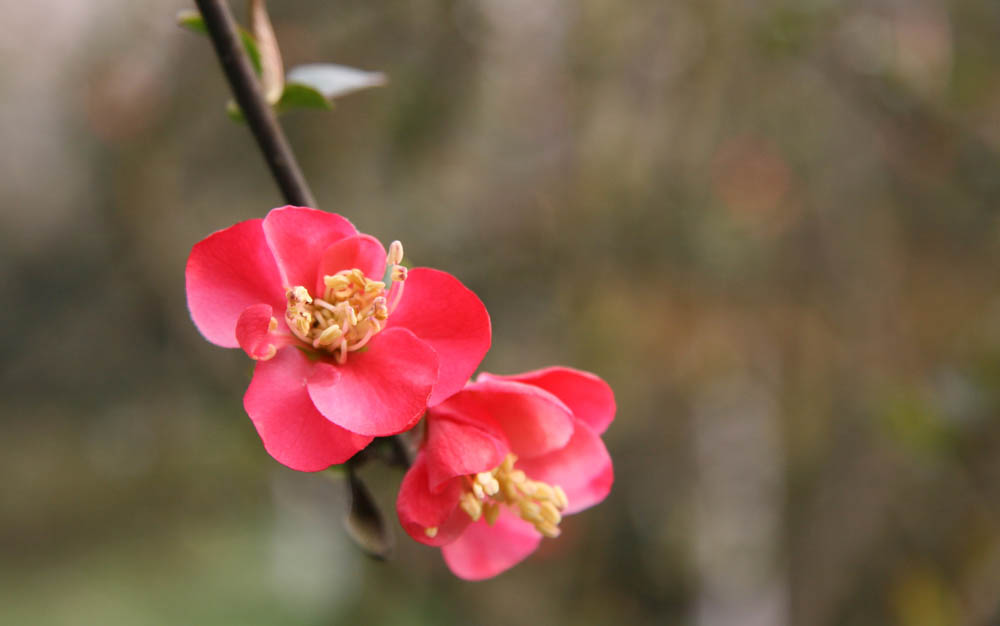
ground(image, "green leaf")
xmin=275 ymin=83 xmax=333 ymax=113
xmin=286 ymin=64 xmax=386 ymax=101
xmin=226 ymin=83 xmax=335 ymax=121
xmin=225 ymin=99 xmax=246 ymax=122
xmin=176 ymin=9 xmax=208 ymax=34
xmin=239 ymin=33 xmax=263 ymax=76
xmin=176 ymin=9 xmax=263 ymax=76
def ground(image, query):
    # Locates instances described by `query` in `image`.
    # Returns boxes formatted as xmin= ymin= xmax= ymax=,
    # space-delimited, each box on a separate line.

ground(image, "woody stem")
xmin=196 ymin=0 xmax=411 ymax=468
xmin=193 ymin=0 xmax=317 ymax=207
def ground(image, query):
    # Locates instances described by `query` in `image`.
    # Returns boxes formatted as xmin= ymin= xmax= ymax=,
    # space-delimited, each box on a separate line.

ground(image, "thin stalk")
xmin=193 ymin=0 xmax=316 ymax=207
xmin=194 ymin=0 xmax=411 ymax=471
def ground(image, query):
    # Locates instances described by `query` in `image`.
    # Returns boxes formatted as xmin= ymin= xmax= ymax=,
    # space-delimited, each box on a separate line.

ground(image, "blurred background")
xmin=2 ymin=0 xmax=1000 ymax=624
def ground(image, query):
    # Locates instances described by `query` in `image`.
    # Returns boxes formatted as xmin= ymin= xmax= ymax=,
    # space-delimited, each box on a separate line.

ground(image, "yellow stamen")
xmin=424 ymin=526 xmax=438 ymax=538
xmin=460 ymin=492 xmax=483 ymax=521
xmin=314 ymin=324 xmax=343 ymax=347
xmin=387 ymin=240 xmax=404 ymax=266
xmin=282 ymin=243 xmax=408 ymax=360
xmin=537 ymin=521 xmax=561 ymax=538
xmin=553 ymin=485 xmax=568 ymax=510
xmin=313 ymin=298 xmax=339 ymax=313
xmin=518 ymin=500 xmax=542 ymax=523
xmin=476 ymin=471 xmax=500 ymax=496
xmin=539 ymin=501 xmax=562 ymax=525
xmin=372 ymin=296 xmax=388 ymax=321
xmin=458 ymin=453 xmax=569 ymax=539
xmin=483 ymin=501 xmax=501 ymax=525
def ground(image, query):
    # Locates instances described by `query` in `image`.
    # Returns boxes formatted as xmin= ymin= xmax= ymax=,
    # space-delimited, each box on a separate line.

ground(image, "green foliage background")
xmin=2 ymin=1 xmax=1000 ymax=624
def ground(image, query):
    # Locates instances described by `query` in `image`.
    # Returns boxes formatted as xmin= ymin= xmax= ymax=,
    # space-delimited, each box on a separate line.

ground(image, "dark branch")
xmin=193 ymin=0 xmax=317 ymax=207
xmin=194 ymin=0 xmax=411 ymax=471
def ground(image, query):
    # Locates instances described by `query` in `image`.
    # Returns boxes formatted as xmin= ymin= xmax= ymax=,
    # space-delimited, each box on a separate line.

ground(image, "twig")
xmin=194 ymin=0 xmax=412 ymax=471
xmin=193 ymin=0 xmax=317 ymax=207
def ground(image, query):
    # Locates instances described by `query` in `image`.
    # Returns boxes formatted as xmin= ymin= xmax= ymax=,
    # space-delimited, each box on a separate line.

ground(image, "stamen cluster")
xmin=457 ymin=453 xmax=569 ymax=538
xmin=284 ymin=241 xmax=407 ymax=363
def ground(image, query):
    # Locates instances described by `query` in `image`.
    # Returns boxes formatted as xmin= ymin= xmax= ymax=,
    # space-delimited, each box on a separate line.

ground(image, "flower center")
xmin=284 ymin=240 xmax=407 ymax=364
xmin=427 ymin=453 xmax=569 ymax=539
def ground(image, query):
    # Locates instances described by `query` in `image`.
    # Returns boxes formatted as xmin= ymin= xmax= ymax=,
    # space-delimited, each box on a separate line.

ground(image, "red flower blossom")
xmin=185 ymin=206 xmax=491 ymax=471
xmin=396 ymin=367 xmax=615 ymax=580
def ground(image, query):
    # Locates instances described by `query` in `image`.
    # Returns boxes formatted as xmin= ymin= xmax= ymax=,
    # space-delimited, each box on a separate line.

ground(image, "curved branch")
xmin=193 ymin=1 xmax=411 ymax=473
xmin=193 ymin=0 xmax=317 ymax=207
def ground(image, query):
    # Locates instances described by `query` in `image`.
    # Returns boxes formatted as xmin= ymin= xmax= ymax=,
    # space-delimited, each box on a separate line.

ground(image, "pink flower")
xmin=396 ymin=367 xmax=614 ymax=580
xmin=185 ymin=206 xmax=491 ymax=471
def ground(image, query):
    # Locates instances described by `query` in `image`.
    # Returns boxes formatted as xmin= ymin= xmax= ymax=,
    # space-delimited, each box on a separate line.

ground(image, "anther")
xmin=502 ymin=480 xmax=521 ymax=502
xmin=537 ymin=521 xmax=561 ymax=538
xmin=344 ymin=304 xmax=358 ymax=327
xmin=553 ymin=486 xmax=568 ymax=510
xmin=283 ymin=252 xmax=407 ymax=361
xmin=349 ymin=269 xmax=366 ymax=288
xmin=483 ymin=501 xmax=501 ymax=525
xmin=501 ymin=455 xmax=517 ymax=472
xmin=533 ymin=483 xmax=554 ymax=502
xmin=518 ymin=501 xmax=542 ymax=523
xmin=424 ymin=526 xmax=438 ymax=538
xmin=324 ymin=274 xmax=349 ymax=290
xmin=387 ymin=240 xmax=404 ymax=266
xmin=314 ymin=324 xmax=344 ymax=347
xmin=540 ymin=501 xmax=562 ymax=525
xmin=458 ymin=453 xmax=570 ymax=539
xmin=460 ymin=492 xmax=483 ymax=521
xmin=373 ymin=297 xmax=388 ymax=321
xmin=476 ymin=472 xmax=500 ymax=496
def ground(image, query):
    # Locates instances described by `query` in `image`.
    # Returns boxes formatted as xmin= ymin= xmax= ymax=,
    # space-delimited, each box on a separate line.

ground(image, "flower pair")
xmin=186 ymin=206 xmax=613 ymax=579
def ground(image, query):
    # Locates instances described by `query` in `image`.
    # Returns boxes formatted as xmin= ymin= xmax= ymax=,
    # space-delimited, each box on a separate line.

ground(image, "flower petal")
xmin=516 ymin=421 xmax=613 ymax=515
xmin=397 ymin=454 xmax=471 ymax=547
xmin=243 ymin=347 xmax=372 ymax=471
xmin=262 ymin=206 xmax=357 ymax=289
xmin=423 ymin=413 xmax=508 ymax=490
xmin=306 ymin=327 xmax=438 ymax=436
xmin=441 ymin=509 xmax=542 ymax=580
xmin=313 ymin=234 xmax=387 ymax=296
xmin=383 ymin=268 xmax=491 ymax=405
xmin=459 ymin=378 xmax=575 ymax=458
xmin=186 ymin=218 xmax=284 ymax=348
xmin=479 ymin=367 xmax=616 ymax=435
xmin=236 ymin=304 xmax=294 ymax=361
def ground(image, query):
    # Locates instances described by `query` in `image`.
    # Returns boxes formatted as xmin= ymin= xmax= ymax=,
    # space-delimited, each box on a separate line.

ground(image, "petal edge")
xmin=243 ymin=347 xmax=371 ymax=471
xmin=384 ymin=268 xmax=491 ymax=406
xmin=186 ymin=218 xmax=284 ymax=348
